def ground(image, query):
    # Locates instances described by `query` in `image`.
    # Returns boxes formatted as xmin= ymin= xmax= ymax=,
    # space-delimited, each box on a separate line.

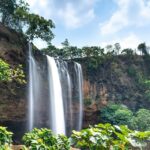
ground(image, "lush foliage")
xmin=100 ymin=102 xmax=150 ymax=131
xmin=0 ymin=59 xmax=11 ymax=81
xmin=23 ymin=128 xmax=70 ymax=150
xmin=0 ymin=126 xmax=13 ymax=150
xmin=0 ymin=125 xmax=150 ymax=150
xmin=130 ymin=109 xmax=150 ymax=131
xmin=0 ymin=0 xmax=55 ymax=43
xmin=11 ymin=64 xmax=26 ymax=84
xmin=0 ymin=0 xmax=16 ymax=26
xmin=0 ymin=59 xmax=26 ymax=84
xmin=100 ymin=103 xmax=133 ymax=126
xmin=71 ymin=123 xmax=150 ymax=150
xmin=14 ymin=1 xmax=55 ymax=42
xmin=143 ymin=79 xmax=150 ymax=101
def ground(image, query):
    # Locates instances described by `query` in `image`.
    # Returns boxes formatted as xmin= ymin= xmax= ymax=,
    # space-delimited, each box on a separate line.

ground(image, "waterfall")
xmin=28 ymin=44 xmax=83 ymax=134
xmin=28 ymin=43 xmax=41 ymax=130
xmin=28 ymin=43 xmax=34 ymax=131
xmin=47 ymin=56 xmax=66 ymax=135
xmin=74 ymin=62 xmax=83 ymax=131
xmin=57 ymin=61 xmax=73 ymax=133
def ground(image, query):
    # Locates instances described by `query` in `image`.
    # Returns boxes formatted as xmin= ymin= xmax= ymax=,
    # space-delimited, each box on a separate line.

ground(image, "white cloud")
xmin=120 ymin=34 xmax=141 ymax=49
xmin=58 ymin=1 xmax=95 ymax=28
xmin=58 ymin=5 xmax=95 ymax=28
xmin=26 ymin=0 xmax=96 ymax=29
xmin=26 ymin=0 xmax=54 ymax=19
xmin=100 ymin=33 xmax=142 ymax=49
xmin=100 ymin=10 xmax=128 ymax=35
xmin=58 ymin=3 xmax=80 ymax=28
xmin=100 ymin=0 xmax=150 ymax=35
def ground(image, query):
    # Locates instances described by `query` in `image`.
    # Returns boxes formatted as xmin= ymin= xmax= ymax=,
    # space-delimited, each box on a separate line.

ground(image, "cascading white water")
xmin=47 ymin=56 xmax=66 ymax=135
xmin=28 ymin=43 xmax=41 ymax=131
xmin=74 ymin=62 xmax=83 ymax=130
xmin=28 ymin=43 xmax=34 ymax=131
xmin=28 ymin=44 xmax=83 ymax=134
xmin=57 ymin=61 xmax=73 ymax=133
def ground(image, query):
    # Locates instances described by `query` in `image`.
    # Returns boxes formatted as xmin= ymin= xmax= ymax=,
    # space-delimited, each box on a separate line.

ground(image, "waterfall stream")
xmin=47 ymin=56 xmax=66 ymax=135
xmin=28 ymin=44 xmax=41 ymax=131
xmin=74 ymin=62 xmax=83 ymax=131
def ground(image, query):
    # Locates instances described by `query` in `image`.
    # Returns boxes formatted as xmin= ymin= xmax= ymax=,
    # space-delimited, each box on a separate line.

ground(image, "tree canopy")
xmin=0 ymin=0 xmax=55 ymax=43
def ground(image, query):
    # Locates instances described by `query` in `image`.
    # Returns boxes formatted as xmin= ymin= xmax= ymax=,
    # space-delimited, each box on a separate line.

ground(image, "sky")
xmin=26 ymin=0 xmax=150 ymax=50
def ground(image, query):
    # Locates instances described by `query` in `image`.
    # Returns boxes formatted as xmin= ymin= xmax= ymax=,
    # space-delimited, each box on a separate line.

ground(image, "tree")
xmin=100 ymin=102 xmax=133 ymax=126
xmin=138 ymin=43 xmax=148 ymax=56
xmin=130 ymin=109 xmax=150 ymax=131
xmin=121 ymin=48 xmax=134 ymax=56
xmin=114 ymin=43 xmax=121 ymax=55
xmin=60 ymin=39 xmax=71 ymax=59
xmin=0 ymin=0 xmax=16 ymax=25
xmin=14 ymin=1 xmax=55 ymax=42
xmin=0 ymin=0 xmax=55 ymax=44
xmin=114 ymin=109 xmax=133 ymax=125
xmin=42 ymin=44 xmax=59 ymax=58
xmin=69 ymin=46 xmax=80 ymax=59
xmin=82 ymin=46 xmax=93 ymax=57
xmin=106 ymin=45 xmax=113 ymax=53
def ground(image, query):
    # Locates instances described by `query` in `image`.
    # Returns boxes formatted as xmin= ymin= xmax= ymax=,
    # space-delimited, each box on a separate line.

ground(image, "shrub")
xmin=130 ymin=109 xmax=150 ymax=131
xmin=100 ymin=102 xmax=133 ymax=126
xmin=0 ymin=59 xmax=11 ymax=81
xmin=0 ymin=126 xmax=13 ymax=150
xmin=23 ymin=128 xmax=70 ymax=150
xmin=71 ymin=123 xmax=150 ymax=150
xmin=0 ymin=59 xmax=26 ymax=84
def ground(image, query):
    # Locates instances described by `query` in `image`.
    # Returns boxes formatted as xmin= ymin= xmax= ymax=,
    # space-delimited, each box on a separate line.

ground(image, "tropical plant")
xmin=0 ymin=126 xmax=13 ymax=150
xmin=138 ymin=43 xmax=148 ymax=56
xmin=71 ymin=123 xmax=150 ymax=150
xmin=0 ymin=59 xmax=26 ymax=84
xmin=0 ymin=59 xmax=11 ymax=81
xmin=23 ymin=128 xmax=70 ymax=150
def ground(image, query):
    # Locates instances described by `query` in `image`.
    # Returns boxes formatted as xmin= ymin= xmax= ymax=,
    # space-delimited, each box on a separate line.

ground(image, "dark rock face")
xmin=0 ymin=23 xmax=27 ymax=66
xmin=0 ymin=23 xmax=28 ymax=143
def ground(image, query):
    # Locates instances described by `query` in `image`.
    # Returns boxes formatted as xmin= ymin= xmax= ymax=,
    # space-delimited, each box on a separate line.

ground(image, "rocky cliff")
xmin=0 ymin=24 xmax=150 ymax=142
xmin=0 ymin=23 xmax=28 ymax=143
xmin=81 ymin=55 xmax=150 ymax=127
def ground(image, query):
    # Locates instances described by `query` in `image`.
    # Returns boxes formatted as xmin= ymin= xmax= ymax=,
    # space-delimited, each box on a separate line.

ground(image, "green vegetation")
xmin=0 ymin=0 xmax=16 ymax=26
xmin=100 ymin=103 xmax=133 ymax=126
xmin=71 ymin=123 xmax=150 ymax=150
xmin=100 ymin=102 xmax=150 ymax=131
xmin=0 ymin=126 xmax=13 ymax=150
xmin=0 ymin=59 xmax=26 ymax=84
xmin=1 ymin=125 xmax=150 ymax=150
xmin=0 ymin=0 xmax=55 ymax=43
xmin=23 ymin=128 xmax=70 ymax=150
xmin=0 ymin=59 xmax=11 ymax=81
xmin=130 ymin=109 xmax=150 ymax=131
